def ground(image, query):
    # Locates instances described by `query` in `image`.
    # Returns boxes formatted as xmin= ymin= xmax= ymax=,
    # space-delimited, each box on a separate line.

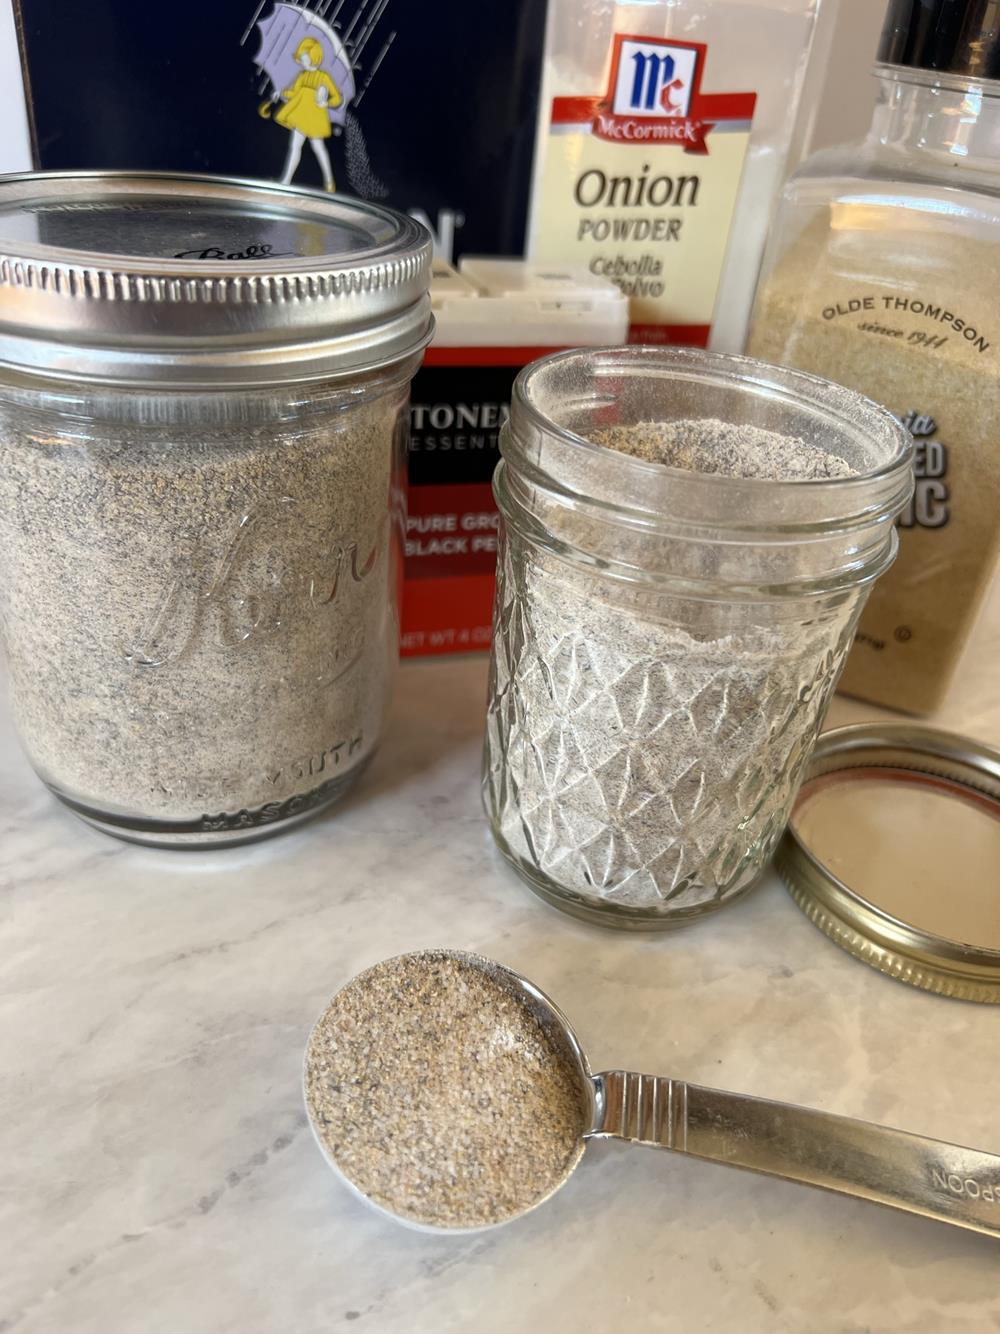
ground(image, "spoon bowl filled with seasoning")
xmin=304 ymin=949 xmax=592 ymax=1231
xmin=305 ymin=949 xmax=1000 ymax=1238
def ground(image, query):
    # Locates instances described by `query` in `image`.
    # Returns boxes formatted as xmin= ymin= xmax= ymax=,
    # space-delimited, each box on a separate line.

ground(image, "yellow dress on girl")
xmin=276 ymin=70 xmax=342 ymax=140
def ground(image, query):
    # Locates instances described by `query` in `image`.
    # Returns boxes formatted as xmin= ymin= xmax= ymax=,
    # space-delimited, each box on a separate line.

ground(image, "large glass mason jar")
xmin=483 ymin=347 xmax=912 ymax=928
xmin=0 ymin=173 xmax=432 ymax=846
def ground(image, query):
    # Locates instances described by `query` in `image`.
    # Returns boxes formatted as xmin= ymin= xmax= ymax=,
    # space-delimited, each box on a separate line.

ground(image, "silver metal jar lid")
xmin=776 ymin=724 xmax=1000 ymax=1004
xmin=0 ymin=171 xmax=433 ymax=386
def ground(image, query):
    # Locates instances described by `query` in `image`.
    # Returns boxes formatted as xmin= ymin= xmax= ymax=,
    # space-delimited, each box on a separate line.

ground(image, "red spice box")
xmin=402 ymin=259 xmax=628 ymax=657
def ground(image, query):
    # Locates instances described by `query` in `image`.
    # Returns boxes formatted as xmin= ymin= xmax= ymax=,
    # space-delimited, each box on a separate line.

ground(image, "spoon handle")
xmin=592 ymin=1070 xmax=1000 ymax=1238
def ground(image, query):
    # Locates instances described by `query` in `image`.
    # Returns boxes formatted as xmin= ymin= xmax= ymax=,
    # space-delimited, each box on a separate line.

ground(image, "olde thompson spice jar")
xmin=750 ymin=0 xmax=1000 ymax=715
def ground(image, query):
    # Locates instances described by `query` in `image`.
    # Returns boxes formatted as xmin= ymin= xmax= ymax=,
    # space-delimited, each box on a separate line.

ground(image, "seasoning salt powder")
xmin=0 ymin=389 xmax=403 ymax=831
xmin=305 ymin=951 xmax=588 ymax=1229
xmin=591 ymin=418 xmax=855 ymax=480
xmin=0 ymin=173 xmax=432 ymax=845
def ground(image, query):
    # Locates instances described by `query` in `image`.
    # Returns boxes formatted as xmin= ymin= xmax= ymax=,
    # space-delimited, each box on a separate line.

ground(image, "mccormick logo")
xmin=550 ymin=34 xmax=756 ymax=156
xmin=611 ymin=38 xmax=698 ymax=120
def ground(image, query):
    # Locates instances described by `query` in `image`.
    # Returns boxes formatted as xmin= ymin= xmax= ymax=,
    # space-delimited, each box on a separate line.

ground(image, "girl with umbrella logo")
xmin=254 ymin=4 xmax=356 ymax=192
xmin=275 ymin=36 xmax=340 ymax=190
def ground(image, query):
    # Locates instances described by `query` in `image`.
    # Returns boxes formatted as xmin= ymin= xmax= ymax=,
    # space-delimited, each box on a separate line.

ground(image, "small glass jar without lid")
xmin=483 ymin=346 xmax=913 ymax=928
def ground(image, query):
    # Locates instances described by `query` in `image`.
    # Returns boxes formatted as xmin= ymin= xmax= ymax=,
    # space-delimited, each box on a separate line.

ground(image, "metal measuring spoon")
xmin=304 ymin=950 xmax=1000 ymax=1236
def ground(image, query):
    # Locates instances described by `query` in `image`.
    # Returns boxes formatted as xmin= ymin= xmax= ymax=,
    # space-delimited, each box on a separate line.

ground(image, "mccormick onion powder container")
xmin=527 ymin=0 xmax=829 ymax=354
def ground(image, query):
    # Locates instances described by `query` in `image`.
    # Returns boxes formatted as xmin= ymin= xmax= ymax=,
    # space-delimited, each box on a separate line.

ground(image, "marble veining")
xmin=1 ymin=579 xmax=999 ymax=1334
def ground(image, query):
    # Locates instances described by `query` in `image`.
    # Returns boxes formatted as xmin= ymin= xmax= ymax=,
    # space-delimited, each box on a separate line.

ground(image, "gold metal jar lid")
xmin=776 ymin=724 xmax=1000 ymax=1004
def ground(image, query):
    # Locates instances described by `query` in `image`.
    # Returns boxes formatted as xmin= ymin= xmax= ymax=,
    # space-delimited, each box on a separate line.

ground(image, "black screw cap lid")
xmin=878 ymin=0 xmax=1000 ymax=80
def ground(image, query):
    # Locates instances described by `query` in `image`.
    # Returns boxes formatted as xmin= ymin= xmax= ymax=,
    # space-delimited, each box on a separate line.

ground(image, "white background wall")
xmin=0 ymin=1 xmax=30 ymax=173
xmin=810 ymin=0 xmax=886 ymax=153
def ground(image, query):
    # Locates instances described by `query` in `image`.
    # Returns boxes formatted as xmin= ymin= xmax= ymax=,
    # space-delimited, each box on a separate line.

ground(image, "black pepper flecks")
xmin=304 ymin=950 xmax=588 ymax=1228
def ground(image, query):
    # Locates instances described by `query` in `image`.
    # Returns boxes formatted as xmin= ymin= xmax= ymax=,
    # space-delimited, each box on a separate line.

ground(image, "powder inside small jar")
xmin=485 ymin=409 xmax=867 ymax=919
xmin=305 ymin=950 xmax=588 ymax=1229
xmin=591 ymin=417 xmax=857 ymax=480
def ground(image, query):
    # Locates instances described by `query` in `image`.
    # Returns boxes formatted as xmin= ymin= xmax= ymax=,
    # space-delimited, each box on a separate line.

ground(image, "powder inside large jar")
xmin=305 ymin=950 xmax=588 ymax=1229
xmin=0 ymin=387 xmax=402 ymax=834
xmin=591 ymin=418 xmax=856 ymax=480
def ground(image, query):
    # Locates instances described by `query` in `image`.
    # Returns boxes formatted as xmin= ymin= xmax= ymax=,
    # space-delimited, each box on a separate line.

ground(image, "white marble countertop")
xmin=2 ymin=580 xmax=999 ymax=1334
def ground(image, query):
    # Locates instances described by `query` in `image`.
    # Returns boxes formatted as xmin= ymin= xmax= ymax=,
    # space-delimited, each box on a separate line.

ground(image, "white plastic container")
xmin=527 ymin=0 xmax=830 ymax=354
xmin=431 ymin=258 xmax=629 ymax=348
xmin=403 ymin=259 xmax=627 ymax=656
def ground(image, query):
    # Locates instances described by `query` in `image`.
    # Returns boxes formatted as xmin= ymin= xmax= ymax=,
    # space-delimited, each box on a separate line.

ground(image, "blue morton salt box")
xmin=11 ymin=0 xmax=548 ymax=655
xmin=12 ymin=0 xmax=546 ymax=262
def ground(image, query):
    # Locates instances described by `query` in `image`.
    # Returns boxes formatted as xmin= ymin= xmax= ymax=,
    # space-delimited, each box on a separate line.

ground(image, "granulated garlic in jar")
xmin=749 ymin=10 xmax=1000 ymax=715
xmin=751 ymin=227 xmax=1000 ymax=716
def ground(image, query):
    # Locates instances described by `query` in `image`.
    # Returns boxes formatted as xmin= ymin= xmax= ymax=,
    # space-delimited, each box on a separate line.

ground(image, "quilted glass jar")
xmin=483 ymin=347 xmax=912 ymax=928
